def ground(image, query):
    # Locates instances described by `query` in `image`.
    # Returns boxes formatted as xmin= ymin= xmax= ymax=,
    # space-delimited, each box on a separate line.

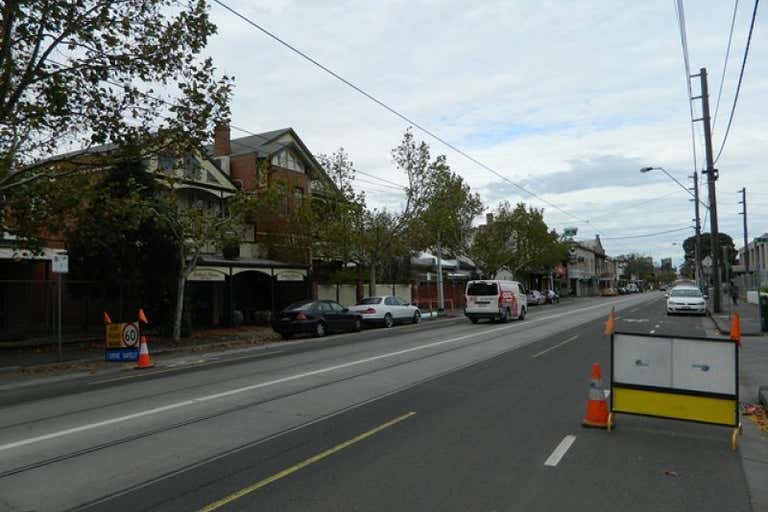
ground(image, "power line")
xmin=353 ymin=177 xmax=403 ymax=191
xmin=674 ymin=0 xmax=699 ymax=176
xmin=354 ymin=169 xmax=405 ymax=189
xmin=601 ymin=226 xmax=693 ymax=240
xmin=210 ymin=0 xmax=595 ymax=227
xmin=712 ymin=0 xmax=740 ymax=133
xmin=714 ymin=0 xmax=760 ymax=164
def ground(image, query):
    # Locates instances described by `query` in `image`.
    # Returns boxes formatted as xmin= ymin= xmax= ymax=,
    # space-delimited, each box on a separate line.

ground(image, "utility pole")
xmin=739 ymin=187 xmax=749 ymax=272
xmin=435 ymin=233 xmax=444 ymax=312
xmin=693 ymin=67 xmax=722 ymax=312
xmin=691 ymin=172 xmax=703 ymax=287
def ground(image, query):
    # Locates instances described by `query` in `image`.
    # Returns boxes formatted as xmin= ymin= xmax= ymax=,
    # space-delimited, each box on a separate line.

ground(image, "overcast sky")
xmin=205 ymin=0 xmax=766 ymax=268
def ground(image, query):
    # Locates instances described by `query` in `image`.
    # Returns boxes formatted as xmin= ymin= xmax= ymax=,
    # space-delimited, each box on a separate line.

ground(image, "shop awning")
xmin=190 ymin=256 xmax=308 ymax=282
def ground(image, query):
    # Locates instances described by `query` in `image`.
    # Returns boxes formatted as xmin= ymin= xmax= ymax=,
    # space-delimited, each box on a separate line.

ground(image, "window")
xmin=158 ymin=152 xmax=175 ymax=173
xmin=183 ymin=152 xmax=201 ymax=180
xmin=293 ymin=187 xmax=304 ymax=205
xmin=329 ymin=302 xmax=345 ymax=312
xmin=317 ymin=302 xmax=332 ymax=313
xmin=385 ymin=297 xmax=397 ymax=306
xmin=467 ymin=282 xmax=498 ymax=296
xmin=358 ymin=297 xmax=382 ymax=305
xmin=271 ymin=150 xmax=305 ymax=173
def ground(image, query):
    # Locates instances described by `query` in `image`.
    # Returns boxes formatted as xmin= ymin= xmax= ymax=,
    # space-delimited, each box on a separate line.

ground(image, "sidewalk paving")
xmin=709 ymin=294 xmax=764 ymax=336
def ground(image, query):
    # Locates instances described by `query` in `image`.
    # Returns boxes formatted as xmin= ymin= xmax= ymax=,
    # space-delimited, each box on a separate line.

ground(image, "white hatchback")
xmin=666 ymin=287 xmax=707 ymax=315
xmin=348 ymin=296 xmax=421 ymax=328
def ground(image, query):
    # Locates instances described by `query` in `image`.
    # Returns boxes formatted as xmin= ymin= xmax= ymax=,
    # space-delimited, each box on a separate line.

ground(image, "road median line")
xmin=544 ymin=435 xmax=576 ymax=467
xmin=197 ymin=411 xmax=417 ymax=512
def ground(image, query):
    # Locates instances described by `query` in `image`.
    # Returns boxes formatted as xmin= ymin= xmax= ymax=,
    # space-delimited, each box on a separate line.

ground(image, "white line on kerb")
xmin=0 ymin=296 xmax=642 ymax=453
xmin=544 ymin=435 xmax=576 ymax=467
xmin=649 ymin=330 xmax=656 ymax=334
xmin=531 ymin=335 xmax=578 ymax=358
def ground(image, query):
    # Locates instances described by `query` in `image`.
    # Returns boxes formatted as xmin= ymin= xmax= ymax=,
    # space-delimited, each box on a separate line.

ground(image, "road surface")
xmin=0 ymin=292 xmax=750 ymax=511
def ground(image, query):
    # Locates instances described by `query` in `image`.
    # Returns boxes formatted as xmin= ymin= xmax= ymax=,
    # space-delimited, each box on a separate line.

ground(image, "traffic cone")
xmin=138 ymin=308 xmax=149 ymax=325
xmin=603 ymin=307 xmax=616 ymax=335
xmin=102 ymin=311 xmax=112 ymax=325
xmin=730 ymin=312 xmax=741 ymax=348
xmin=135 ymin=336 xmax=154 ymax=369
xmin=582 ymin=363 xmax=610 ymax=429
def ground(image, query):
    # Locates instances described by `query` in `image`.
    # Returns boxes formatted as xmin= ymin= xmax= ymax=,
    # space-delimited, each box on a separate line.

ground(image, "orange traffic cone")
xmin=730 ymin=312 xmax=741 ymax=348
xmin=582 ymin=363 xmax=610 ymax=429
xmin=138 ymin=308 xmax=149 ymax=325
xmin=103 ymin=311 xmax=112 ymax=325
xmin=135 ymin=336 xmax=154 ymax=369
xmin=604 ymin=307 xmax=616 ymax=335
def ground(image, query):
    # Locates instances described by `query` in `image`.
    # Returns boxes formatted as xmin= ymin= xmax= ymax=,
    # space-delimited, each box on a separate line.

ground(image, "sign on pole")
xmin=52 ymin=253 xmax=69 ymax=273
xmin=105 ymin=322 xmax=141 ymax=361
xmin=702 ymin=255 xmax=713 ymax=269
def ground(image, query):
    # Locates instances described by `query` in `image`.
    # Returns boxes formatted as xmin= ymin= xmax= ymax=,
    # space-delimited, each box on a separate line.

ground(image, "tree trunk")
xmin=369 ymin=262 xmax=377 ymax=297
xmin=173 ymin=269 xmax=186 ymax=342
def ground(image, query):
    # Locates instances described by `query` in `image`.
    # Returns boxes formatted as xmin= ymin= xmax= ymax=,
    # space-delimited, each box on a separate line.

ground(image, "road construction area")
xmin=0 ymin=293 xmax=755 ymax=511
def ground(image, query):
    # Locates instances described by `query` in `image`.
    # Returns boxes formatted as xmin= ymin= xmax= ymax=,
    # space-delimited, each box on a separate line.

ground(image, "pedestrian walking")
xmin=730 ymin=281 xmax=739 ymax=305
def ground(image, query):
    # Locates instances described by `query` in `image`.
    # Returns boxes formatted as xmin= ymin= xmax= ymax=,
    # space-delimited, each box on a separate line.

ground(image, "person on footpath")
xmin=729 ymin=281 xmax=739 ymax=305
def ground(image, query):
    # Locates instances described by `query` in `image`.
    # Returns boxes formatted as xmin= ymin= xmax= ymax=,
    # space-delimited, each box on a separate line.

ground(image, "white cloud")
xmin=206 ymin=0 xmax=767 ymax=264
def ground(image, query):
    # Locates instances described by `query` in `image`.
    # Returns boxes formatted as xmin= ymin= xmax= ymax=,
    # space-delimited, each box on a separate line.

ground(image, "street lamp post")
xmin=639 ymin=166 xmax=704 ymax=289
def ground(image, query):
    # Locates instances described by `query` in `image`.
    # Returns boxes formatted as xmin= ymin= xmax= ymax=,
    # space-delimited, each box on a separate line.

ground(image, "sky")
xmin=203 ymin=0 xmax=766 ymax=268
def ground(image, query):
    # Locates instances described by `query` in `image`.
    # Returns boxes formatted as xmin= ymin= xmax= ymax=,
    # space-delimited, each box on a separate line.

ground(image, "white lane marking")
xmin=649 ymin=330 xmax=656 ymax=334
xmin=0 ymin=296 xmax=645 ymax=453
xmin=531 ymin=335 xmax=579 ymax=358
xmin=623 ymin=319 xmax=649 ymax=323
xmin=544 ymin=435 xmax=576 ymax=467
xmin=654 ymin=324 xmax=660 ymax=329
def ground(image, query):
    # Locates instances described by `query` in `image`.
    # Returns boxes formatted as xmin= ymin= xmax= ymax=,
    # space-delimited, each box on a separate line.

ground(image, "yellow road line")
xmin=197 ymin=411 xmax=417 ymax=512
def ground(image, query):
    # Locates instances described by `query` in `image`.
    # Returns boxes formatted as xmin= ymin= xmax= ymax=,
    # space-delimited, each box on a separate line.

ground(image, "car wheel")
xmin=353 ymin=317 xmax=362 ymax=332
xmin=519 ymin=307 xmax=526 ymax=321
xmin=412 ymin=311 xmax=421 ymax=324
xmin=314 ymin=321 xmax=327 ymax=337
xmin=384 ymin=313 xmax=394 ymax=328
xmin=469 ymin=317 xmax=479 ymax=324
xmin=500 ymin=308 xmax=510 ymax=323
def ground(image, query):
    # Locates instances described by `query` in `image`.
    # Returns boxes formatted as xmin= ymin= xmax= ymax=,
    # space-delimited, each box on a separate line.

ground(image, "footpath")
xmin=707 ymin=296 xmax=768 ymax=511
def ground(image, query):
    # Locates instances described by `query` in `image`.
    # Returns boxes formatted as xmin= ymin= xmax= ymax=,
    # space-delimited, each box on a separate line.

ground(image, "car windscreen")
xmin=670 ymin=289 xmax=702 ymax=298
xmin=358 ymin=297 xmax=382 ymax=305
xmin=467 ymin=282 xmax=498 ymax=296
xmin=285 ymin=300 xmax=315 ymax=311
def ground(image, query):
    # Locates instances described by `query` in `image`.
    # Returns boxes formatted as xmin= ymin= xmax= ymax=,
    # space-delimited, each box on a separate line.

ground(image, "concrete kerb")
xmin=0 ymin=314 xmax=469 ymax=377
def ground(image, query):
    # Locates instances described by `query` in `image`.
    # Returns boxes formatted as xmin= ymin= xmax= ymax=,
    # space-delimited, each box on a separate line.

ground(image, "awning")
xmin=190 ymin=256 xmax=308 ymax=282
xmin=0 ymin=247 xmax=60 ymax=261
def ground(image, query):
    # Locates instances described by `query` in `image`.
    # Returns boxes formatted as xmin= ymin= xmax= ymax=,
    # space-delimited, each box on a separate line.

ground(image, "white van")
xmin=465 ymin=280 xmax=527 ymax=324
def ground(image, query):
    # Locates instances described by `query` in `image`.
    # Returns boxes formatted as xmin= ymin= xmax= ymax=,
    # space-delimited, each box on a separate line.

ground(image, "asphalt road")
xmin=0 ymin=292 xmax=749 ymax=511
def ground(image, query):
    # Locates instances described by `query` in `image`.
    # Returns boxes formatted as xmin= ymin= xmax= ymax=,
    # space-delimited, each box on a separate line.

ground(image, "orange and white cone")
xmin=582 ymin=362 xmax=610 ymax=429
xmin=135 ymin=335 xmax=154 ymax=369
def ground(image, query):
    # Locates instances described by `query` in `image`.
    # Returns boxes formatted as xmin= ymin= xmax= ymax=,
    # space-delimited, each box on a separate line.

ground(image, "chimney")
xmin=486 ymin=213 xmax=493 ymax=224
xmin=213 ymin=123 xmax=231 ymax=157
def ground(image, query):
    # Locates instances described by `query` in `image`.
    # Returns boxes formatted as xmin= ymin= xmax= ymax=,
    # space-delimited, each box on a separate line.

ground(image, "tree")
xmin=470 ymin=202 xmax=567 ymax=279
xmin=1 ymin=0 xmax=232 ymax=239
xmin=616 ymin=253 xmax=655 ymax=282
xmin=682 ymin=233 xmax=736 ymax=279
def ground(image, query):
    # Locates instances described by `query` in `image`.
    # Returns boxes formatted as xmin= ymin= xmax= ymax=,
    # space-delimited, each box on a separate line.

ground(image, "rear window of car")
xmin=467 ymin=282 xmax=498 ymax=296
xmin=285 ymin=300 xmax=314 ymax=311
xmin=670 ymin=289 xmax=702 ymax=297
xmin=358 ymin=297 xmax=382 ymax=305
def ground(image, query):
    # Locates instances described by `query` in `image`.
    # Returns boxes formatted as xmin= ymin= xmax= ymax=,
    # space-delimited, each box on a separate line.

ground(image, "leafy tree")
xmin=0 ymin=0 xmax=233 ymax=241
xmin=470 ymin=202 xmax=567 ymax=279
xmin=681 ymin=233 xmax=736 ymax=278
xmin=616 ymin=253 xmax=655 ymax=282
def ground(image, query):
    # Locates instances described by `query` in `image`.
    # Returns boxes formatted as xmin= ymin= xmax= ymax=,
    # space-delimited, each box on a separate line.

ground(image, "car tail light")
xmin=498 ymin=294 xmax=503 ymax=306
xmin=364 ymin=308 xmax=376 ymax=314
xmin=295 ymin=312 xmax=308 ymax=320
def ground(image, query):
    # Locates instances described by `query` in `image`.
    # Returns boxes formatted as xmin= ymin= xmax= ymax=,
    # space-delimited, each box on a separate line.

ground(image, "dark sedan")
xmin=272 ymin=300 xmax=363 ymax=339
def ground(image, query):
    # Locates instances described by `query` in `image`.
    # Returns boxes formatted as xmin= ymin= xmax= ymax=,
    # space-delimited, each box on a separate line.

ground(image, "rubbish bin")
xmin=760 ymin=294 xmax=768 ymax=332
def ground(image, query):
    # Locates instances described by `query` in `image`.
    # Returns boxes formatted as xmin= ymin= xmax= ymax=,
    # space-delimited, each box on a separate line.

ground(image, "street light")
xmin=640 ymin=166 xmax=704 ymax=289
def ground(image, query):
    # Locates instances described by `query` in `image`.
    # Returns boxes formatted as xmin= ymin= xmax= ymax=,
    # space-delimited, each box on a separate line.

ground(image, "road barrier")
xmin=608 ymin=324 xmax=741 ymax=449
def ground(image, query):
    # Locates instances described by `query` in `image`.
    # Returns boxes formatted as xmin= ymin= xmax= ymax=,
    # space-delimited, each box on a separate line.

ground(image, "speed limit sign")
xmin=121 ymin=322 xmax=140 ymax=348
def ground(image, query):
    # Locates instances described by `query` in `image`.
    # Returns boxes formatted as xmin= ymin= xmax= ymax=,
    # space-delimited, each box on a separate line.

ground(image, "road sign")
xmin=52 ymin=253 xmax=68 ymax=273
xmin=105 ymin=322 xmax=140 ymax=361
xmin=563 ymin=227 xmax=578 ymax=237
xmin=702 ymin=255 xmax=713 ymax=268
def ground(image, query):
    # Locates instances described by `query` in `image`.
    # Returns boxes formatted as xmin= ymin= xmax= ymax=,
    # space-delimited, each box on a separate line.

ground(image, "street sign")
xmin=702 ymin=255 xmax=713 ymax=268
xmin=563 ymin=227 xmax=578 ymax=237
xmin=52 ymin=253 xmax=68 ymax=273
xmin=105 ymin=322 xmax=140 ymax=361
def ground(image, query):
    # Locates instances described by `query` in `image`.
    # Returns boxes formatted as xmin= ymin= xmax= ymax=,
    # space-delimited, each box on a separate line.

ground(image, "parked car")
xmin=666 ymin=287 xmax=707 ymax=315
xmin=617 ymin=286 xmax=627 ymax=295
xmin=526 ymin=289 xmax=546 ymax=305
xmin=626 ymin=283 xmax=639 ymax=293
xmin=272 ymin=300 xmax=363 ymax=339
xmin=348 ymin=296 xmax=421 ymax=328
xmin=465 ymin=280 xmax=527 ymax=323
xmin=544 ymin=289 xmax=560 ymax=304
